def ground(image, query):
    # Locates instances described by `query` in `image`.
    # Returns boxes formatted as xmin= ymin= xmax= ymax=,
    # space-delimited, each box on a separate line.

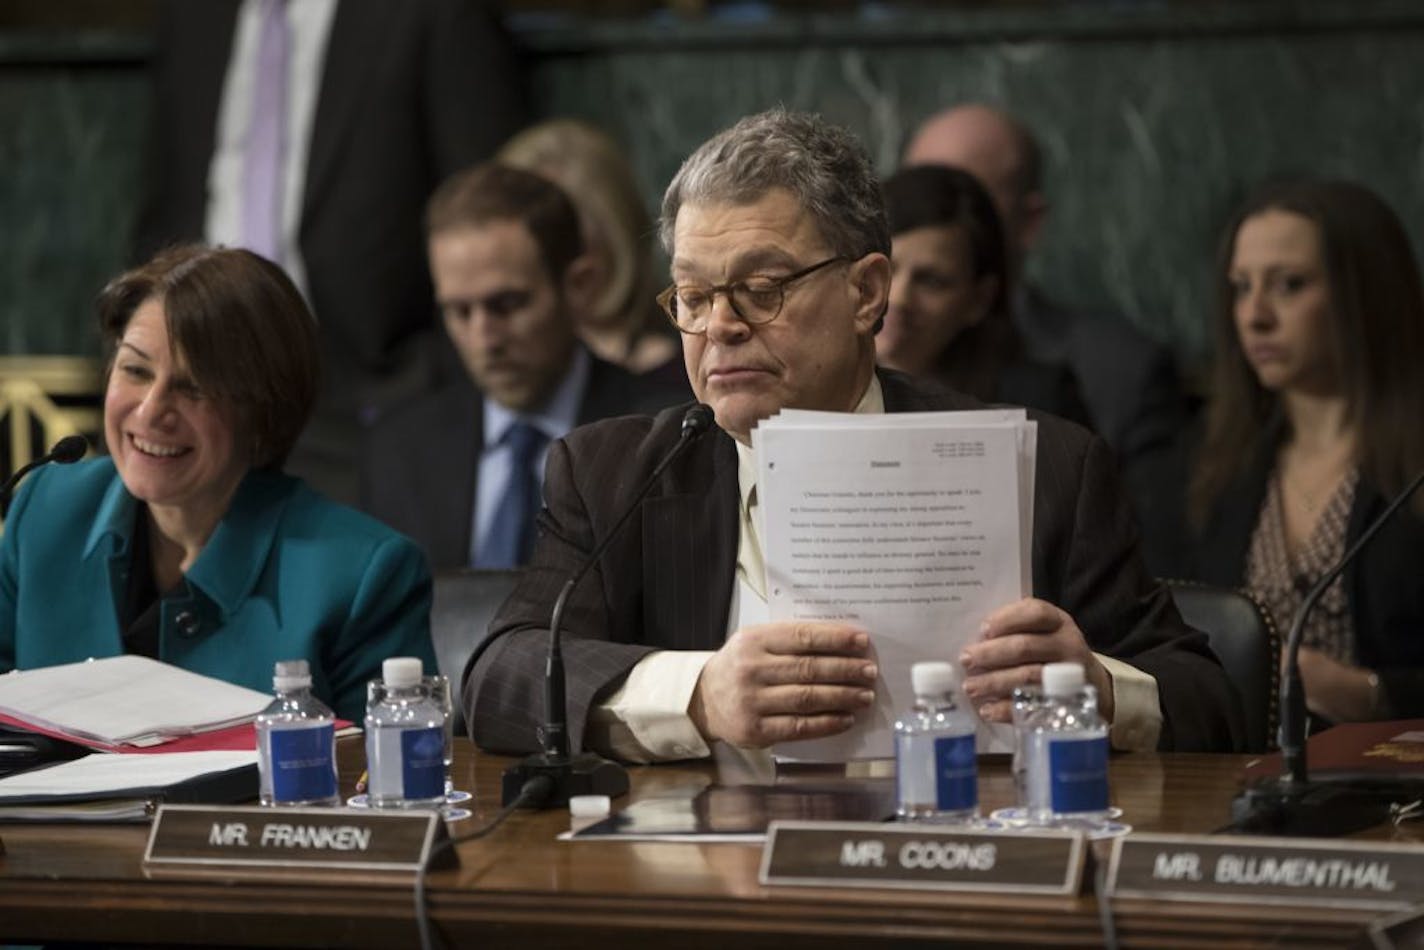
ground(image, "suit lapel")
xmin=424 ymin=383 xmax=483 ymax=568
xmin=878 ymin=367 xmax=978 ymax=413
xmin=301 ymin=0 xmax=377 ymax=220
xmin=576 ymin=356 xmax=627 ymax=425
xmin=641 ymin=428 xmax=739 ymax=650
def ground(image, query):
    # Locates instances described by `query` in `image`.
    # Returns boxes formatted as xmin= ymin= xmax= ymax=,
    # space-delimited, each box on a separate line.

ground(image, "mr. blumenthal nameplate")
xmin=760 ymin=821 xmax=1084 ymax=894
xmin=144 ymin=804 xmax=456 ymax=872
xmin=1107 ymin=833 xmax=1424 ymax=910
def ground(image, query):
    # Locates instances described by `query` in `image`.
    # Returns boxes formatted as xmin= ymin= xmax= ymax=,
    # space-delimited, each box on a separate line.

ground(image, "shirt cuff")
xmin=1095 ymin=652 xmax=1161 ymax=752
xmin=586 ymin=650 xmax=715 ymax=763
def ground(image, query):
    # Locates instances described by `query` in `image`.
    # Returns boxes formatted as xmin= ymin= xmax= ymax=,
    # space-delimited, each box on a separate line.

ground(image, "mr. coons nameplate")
xmin=144 ymin=804 xmax=456 ymax=872
xmin=760 ymin=820 xmax=1084 ymax=895
xmin=1107 ymin=833 xmax=1424 ymax=910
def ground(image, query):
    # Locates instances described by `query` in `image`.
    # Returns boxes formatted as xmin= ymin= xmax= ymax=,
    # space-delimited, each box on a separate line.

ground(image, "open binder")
xmin=0 ymin=750 xmax=258 ymax=822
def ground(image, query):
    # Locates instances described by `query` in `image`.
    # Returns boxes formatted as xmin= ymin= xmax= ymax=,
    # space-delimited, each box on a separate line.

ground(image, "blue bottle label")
xmin=401 ymin=726 xmax=445 ymax=800
xmin=933 ymin=733 xmax=978 ymax=811
xmin=1047 ymin=735 xmax=1109 ymax=813
xmin=269 ymin=724 xmax=336 ymax=802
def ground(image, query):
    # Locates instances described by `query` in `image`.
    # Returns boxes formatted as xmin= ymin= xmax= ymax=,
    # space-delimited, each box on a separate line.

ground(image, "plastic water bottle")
xmin=894 ymin=661 xmax=978 ymax=822
xmin=364 ymin=657 xmax=446 ymax=809
xmin=1019 ymin=661 xmax=1110 ymax=826
xmin=255 ymin=659 xmax=339 ymax=807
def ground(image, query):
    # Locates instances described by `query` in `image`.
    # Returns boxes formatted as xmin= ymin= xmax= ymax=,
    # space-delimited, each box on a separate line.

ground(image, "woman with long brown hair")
xmin=1187 ymin=179 xmax=1424 ymax=723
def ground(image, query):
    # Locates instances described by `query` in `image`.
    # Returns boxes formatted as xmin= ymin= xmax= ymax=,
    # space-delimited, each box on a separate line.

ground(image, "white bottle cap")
xmin=382 ymin=656 xmax=424 ymax=688
xmin=911 ymin=661 xmax=959 ymax=697
xmin=273 ymin=659 xmax=311 ymax=691
xmin=1041 ymin=661 xmax=1085 ymax=697
xmin=569 ymin=794 xmax=611 ymax=819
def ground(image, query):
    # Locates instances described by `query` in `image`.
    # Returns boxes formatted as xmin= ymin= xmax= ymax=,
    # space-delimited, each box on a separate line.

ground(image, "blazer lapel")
xmin=640 ymin=429 xmax=739 ymax=650
xmin=424 ymin=383 xmax=483 ymax=568
xmin=301 ymin=0 xmax=377 ymax=220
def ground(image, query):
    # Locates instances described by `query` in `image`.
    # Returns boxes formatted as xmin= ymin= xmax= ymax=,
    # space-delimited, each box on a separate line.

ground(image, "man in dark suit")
xmin=362 ymin=163 xmax=684 ymax=571
xmin=135 ymin=0 xmax=526 ymax=504
xmin=903 ymin=105 xmax=1189 ymax=572
xmin=464 ymin=110 xmax=1242 ymax=761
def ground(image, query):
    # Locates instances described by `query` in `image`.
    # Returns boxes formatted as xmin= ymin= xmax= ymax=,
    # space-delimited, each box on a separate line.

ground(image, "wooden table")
xmin=0 ymin=739 xmax=1418 ymax=948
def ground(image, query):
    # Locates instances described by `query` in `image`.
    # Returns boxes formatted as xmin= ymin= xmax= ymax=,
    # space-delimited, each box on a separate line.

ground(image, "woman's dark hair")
xmin=881 ymin=164 xmax=1019 ymax=401
xmin=97 ymin=244 xmax=321 ymax=470
xmin=1190 ymin=179 xmax=1424 ymax=524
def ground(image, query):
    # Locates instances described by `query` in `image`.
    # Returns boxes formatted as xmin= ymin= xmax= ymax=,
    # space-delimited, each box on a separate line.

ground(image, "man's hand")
xmin=688 ymin=621 xmax=877 ymax=748
xmin=959 ymin=598 xmax=1113 ymax=723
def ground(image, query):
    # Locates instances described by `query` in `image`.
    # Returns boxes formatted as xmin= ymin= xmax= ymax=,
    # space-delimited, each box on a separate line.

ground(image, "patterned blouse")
xmin=1245 ymin=468 xmax=1358 ymax=663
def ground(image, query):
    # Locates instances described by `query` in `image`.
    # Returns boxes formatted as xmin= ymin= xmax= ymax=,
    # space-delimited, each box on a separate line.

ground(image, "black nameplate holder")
xmin=1107 ymin=833 xmax=1424 ymax=910
xmin=759 ymin=820 xmax=1084 ymax=895
xmin=144 ymin=804 xmax=458 ymax=873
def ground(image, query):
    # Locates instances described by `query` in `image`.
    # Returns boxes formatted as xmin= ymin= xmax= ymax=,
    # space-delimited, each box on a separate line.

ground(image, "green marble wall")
xmin=1 ymin=36 xmax=149 ymax=356
xmin=525 ymin=2 xmax=1424 ymax=365
xmin=4 ymin=3 xmax=1424 ymax=369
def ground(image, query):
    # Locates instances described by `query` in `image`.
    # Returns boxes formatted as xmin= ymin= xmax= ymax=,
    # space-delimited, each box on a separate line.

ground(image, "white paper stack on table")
xmin=753 ymin=408 xmax=1037 ymax=761
xmin=0 ymin=654 xmax=271 ymax=749
xmin=0 ymin=749 xmax=259 ymax=821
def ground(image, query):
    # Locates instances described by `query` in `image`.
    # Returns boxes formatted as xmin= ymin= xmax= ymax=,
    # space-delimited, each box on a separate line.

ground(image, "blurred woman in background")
xmin=879 ymin=164 xmax=1089 ymax=426
xmin=0 ymin=245 xmax=434 ymax=720
xmin=500 ymin=119 xmax=684 ymax=387
xmin=1187 ymin=179 xmax=1424 ymax=723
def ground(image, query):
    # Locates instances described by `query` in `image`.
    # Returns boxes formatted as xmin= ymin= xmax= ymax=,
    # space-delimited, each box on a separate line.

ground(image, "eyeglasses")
xmin=656 ymin=255 xmax=851 ymax=335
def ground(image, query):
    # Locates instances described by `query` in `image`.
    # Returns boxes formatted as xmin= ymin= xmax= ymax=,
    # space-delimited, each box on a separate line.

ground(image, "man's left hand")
xmin=958 ymin=597 xmax=1114 ymax=724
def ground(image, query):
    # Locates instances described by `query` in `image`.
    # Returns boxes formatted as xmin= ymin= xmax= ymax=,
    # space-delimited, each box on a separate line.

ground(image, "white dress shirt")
xmin=205 ymin=0 xmax=338 ymax=299
xmin=472 ymin=348 xmax=591 ymax=566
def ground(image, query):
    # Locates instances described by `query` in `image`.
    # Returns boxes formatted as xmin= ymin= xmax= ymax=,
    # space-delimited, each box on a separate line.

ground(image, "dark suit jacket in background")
xmin=1015 ymin=286 xmax=1185 ymax=460
xmin=360 ymin=354 xmax=687 ymax=571
xmin=994 ymin=357 xmax=1092 ymax=431
xmin=464 ymin=369 xmax=1244 ymax=757
xmin=1186 ymin=423 xmax=1424 ymax=718
xmin=135 ymin=0 xmax=527 ymax=502
xmin=1015 ymin=287 xmax=1191 ymax=576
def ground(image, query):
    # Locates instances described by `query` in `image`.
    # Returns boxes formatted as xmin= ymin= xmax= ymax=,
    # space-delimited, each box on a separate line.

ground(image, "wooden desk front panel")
xmin=0 ymin=741 xmax=1411 ymax=947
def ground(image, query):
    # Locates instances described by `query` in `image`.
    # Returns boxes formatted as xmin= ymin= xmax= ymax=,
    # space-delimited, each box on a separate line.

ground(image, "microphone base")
xmin=501 ymin=751 xmax=630 ymax=808
xmin=1230 ymin=774 xmax=1424 ymax=837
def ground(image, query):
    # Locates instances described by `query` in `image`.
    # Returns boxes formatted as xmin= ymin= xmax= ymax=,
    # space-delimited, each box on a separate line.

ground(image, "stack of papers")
xmin=0 ymin=654 xmax=271 ymax=749
xmin=0 ymin=750 xmax=258 ymax=822
xmin=753 ymin=408 xmax=1037 ymax=760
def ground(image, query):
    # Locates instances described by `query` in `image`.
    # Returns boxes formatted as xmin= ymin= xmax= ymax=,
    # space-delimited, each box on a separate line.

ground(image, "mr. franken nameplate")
xmin=144 ymin=804 xmax=456 ymax=872
xmin=1107 ymin=833 xmax=1424 ymax=910
xmin=760 ymin=821 xmax=1084 ymax=894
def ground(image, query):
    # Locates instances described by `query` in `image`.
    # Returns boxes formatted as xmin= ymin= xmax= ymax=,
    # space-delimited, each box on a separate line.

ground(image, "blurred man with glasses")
xmin=462 ymin=110 xmax=1242 ymax=761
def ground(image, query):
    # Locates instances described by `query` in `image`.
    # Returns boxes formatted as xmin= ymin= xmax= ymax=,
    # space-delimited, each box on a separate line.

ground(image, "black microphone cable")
xmin=413 ymin=774 xmax=555 ymax=950
xmin=1093 ymin=852 xmax=1121 ymax=950
xmin=500 ymin=404 xmax=714 ymax=807
xmin=0 ymin=434 xmax=89 ymax=511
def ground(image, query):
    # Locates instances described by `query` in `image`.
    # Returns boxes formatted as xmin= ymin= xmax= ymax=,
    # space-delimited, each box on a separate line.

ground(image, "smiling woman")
xmin=0 ymin=245 xmax=436 ymax=721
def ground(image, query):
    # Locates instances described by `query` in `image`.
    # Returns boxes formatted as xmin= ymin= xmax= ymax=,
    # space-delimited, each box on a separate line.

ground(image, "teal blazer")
xmin=0 ymin=458 xmax=435 ymax=722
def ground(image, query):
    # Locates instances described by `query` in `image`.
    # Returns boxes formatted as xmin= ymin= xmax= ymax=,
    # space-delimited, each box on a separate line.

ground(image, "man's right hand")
xmin=687 ymin=621 xmax=878 ymax=748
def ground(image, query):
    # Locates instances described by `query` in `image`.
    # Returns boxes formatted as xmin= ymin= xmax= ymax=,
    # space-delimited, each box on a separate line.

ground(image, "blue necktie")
xmin=473 ymin=422 xmax=549 ymax=568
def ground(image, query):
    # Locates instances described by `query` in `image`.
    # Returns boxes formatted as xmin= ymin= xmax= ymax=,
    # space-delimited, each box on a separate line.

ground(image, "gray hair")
xmin=659 ymin=108 xmax=889 ymax=261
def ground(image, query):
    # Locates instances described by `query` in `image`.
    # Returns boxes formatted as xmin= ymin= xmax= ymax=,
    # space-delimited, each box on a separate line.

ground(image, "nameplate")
xmin=1107 ymin=833 xmax=1424 ymax=910
xmin=759 ymin=820 xmax=1084 ymax=895
xmin=144 ymin=804 xmax=458 ymax=873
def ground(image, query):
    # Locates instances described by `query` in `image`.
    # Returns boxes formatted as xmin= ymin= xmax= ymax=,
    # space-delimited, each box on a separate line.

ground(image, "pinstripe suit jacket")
xmin=462 ymin=369 xmax=1244 ymax=755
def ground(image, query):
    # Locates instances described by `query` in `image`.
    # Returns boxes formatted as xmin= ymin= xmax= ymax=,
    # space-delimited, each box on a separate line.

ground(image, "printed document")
xmin=0 ymin=655 xmax=271 ymax=747
xmin=754 ymin=409 xmax=1036 ymax=760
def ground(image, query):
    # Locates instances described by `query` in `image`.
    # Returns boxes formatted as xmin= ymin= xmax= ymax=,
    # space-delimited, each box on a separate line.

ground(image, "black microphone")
xmin=1230 ymin=467 xmax=1424 ymax=836
xmin=0 ymin=435 xmax=89 ymax=508
xmin=502 ymin=404 xmax=717 ymax=807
